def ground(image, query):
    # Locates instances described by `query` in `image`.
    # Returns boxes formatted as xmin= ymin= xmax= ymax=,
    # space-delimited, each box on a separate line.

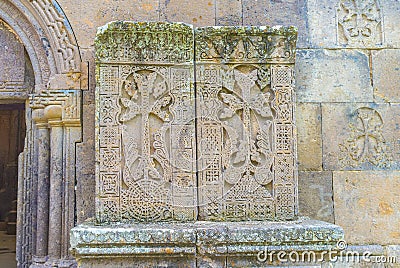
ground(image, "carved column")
xmin=45 ymin=105 xmax=63 ymax=264
xmin=29 ymin=89 xmax=81 ymax=268
xmin=31 ymin=109 xmax=50 ymax=266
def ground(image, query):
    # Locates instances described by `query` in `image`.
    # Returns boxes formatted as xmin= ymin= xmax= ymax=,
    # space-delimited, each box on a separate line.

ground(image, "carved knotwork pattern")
xmin=96 ymin=23 xmax=196 ymax=223
xmin=195 ymin=26 xmax=297 ymax=63
xmin=96 ymin=22 xmax=193 ymax=63
xmin=196 ymin=27 xmax=297 ymax=221
xmin=31 ymin=0 xmax=80 ymax=72
xmin=337 ymin=0 xmax=383 ymax=47
xmin=96 ymin=22 xmax=297 ymax=223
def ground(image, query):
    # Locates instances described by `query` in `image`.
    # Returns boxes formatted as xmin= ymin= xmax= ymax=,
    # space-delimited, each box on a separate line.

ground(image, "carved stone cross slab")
xmin=195 ymin=26 xmax=298 ymax=221
xmin=96 ymin=22 xmax=196 ymax=222
xmin=95 ymin=22 xmax=298 ymax=223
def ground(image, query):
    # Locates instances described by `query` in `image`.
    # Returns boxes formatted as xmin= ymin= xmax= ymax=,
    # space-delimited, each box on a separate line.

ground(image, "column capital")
xmin=32 ymin=108 xmax=48 ymax=128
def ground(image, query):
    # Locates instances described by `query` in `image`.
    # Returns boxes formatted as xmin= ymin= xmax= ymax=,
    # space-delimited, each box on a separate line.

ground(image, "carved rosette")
xmin=95 ymin=22 xmax=196 ymax=223
xmin=195 ymin=26 xmax=298 ymax=221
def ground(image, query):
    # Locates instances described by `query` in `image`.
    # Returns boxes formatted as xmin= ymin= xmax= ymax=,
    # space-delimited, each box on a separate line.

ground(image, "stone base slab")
xmin=71 ymin=218 xmax=343 ymax=267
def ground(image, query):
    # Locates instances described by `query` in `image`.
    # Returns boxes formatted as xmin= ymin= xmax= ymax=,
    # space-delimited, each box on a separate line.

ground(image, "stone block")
xmin=296 ymin=103 xmax=322 ymax=171
xmin=322 ymin=103 xmax=400 ymax=171
xmin=381 ymin=0 xmax=400 ymax=48
xmin=159 ymin=0 xmax=215 ymax=26
xmin=57 ymin=0 xmax=159 ymax=48
xmin=0 ymin=22 xmax=25 ymax=82
xmin=333 ymin=171 xmax=400 ymax=245
xmin=242 ymin=0 xmax=308 ymax=47
xmin=76 ymin=126 xmax=95 ymax=223
xmin=296 ymin=49 xmax=373 ymax=102
xmin=308 ymin=0 xmax=383 ymax=49
xmin=372 ymin=49 xmax=400 ymax=103
xmin=298 ymin=171 xmax=334 ymax=223
xmin=216 ymin=0 xmax=242 ymax=26
xmin=80 ymin=48 xmax=96 ymax=93
xmin=77 ymin=258 xmax=196 ymax=268
xmin=306 ymin=0 xmax=337 ymax=48
xmin=71 ymin=220 xmax=344 ymax=267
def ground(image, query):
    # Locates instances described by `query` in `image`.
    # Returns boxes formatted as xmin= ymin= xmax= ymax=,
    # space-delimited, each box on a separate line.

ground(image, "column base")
xmin=70 ymin=217 xmax=344 ymax=267
xmin=30 ymin=256 xmax=77 ymax=268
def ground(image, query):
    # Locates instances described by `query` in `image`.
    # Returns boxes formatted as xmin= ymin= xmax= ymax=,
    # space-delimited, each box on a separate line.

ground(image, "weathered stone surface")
xmin=381 ymin=0 xmax=400 ymax=48
xmin=0 ymin=20 xmax=30 ymax=100
xmin=96 ymin=22 xmax=197 ymax=223
xmin=333 ymin=171 xmax=400 ymax=245
xmin=372 ymin=49 xmax=400 ymax=103
xmin=58 ymin=0 xmax=159 ymax=48
xmin=296 ymin=103 xmax=322 ymax=171
xmin=242 ymin=0 xmax=308 ymax=47
xmin=298 ymin=171 xmax=334 ymax=223
xmin=77 ymin=258 xmax=196 ymax=268
xmin=195 ymin=26 xmax=298 ymax=221
xmin=296 ymin=49 xmax=373 ymax=102
xmin=306 ymin=0 xmax=337 ymax=48
xmin=322 ymin=103 xmax=400 ymax=171
xmin=160 ymin=0 xmax=215 ymax=26
xmin=75 ymin=104 xmax=95 ymax=224
xmin=216 ymin=0 xmax=242 ymax=26
xmin=95 ymin=22 xmax=299 ymax=223
xmin=337 ymin=0 xmax=383 ymax=48
xmin=75 ymin=48 xmax=96 ymax=224
xmin=308 ymin=0 xmax=385 ymax=49
xmin=71 ymin=219 xmax=344 ymax=263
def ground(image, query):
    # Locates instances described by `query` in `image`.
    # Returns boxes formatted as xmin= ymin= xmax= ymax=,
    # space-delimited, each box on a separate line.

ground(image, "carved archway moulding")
xmin=0 ymin=1 xmax=83 ymax=267
xmin=0 ymin=0 xmax=81 ymax=91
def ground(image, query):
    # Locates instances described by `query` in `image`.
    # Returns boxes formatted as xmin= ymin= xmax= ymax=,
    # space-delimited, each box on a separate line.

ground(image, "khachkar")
xmin=95 ymin=22 xmax=196 ymax=223
xmin=71 ymin=22 xmax=344 ymax=268
xmin=196 ymin=26 xmax=297 ymax=221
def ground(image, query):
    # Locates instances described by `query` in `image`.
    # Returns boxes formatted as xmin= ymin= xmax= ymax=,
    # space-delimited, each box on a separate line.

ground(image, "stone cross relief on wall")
xmin=95 ymin=22 xmax=298 ymax=223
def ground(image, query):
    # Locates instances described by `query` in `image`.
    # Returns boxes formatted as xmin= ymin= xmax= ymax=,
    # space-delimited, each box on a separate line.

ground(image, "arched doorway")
xmin=0 ymin=19 xmax=32 ymax=267
xmin=0 ymin=1 xmax=82 ymax=267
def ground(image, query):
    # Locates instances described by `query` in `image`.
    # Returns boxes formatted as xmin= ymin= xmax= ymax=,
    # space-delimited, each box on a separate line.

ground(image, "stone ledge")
xmin=70 ymin=218 xmax=344 ymax=259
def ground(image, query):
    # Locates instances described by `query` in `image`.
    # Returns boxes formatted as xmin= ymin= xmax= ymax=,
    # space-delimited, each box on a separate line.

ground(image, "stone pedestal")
xmin=71 ymin=218 xmax=344 ymax=267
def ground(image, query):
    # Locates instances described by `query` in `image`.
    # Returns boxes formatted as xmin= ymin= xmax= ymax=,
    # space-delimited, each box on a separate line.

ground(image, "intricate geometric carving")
xmin=195 ymin=26 xmax=297 ymax=63
xmin=99 ymin=66 xmax=119 ymax=94
xmin=99 ymin=126 xmax=120 ymax=148
xmin=196 ymin=26 xmax=297 ymax=221
xmin=339 ymin=107 xmax=392 ymax=168
xmin=99 ymin=95 xmax=119 ymax=126
xmin=96 ymin=23 xmax=298 ymax=223
xmin=96 ymin=22 xmax=193 ymax=64
xmin=99 ymin=173 xmax=120 ymax=196
xmin=97 ymin=197 xmax=120 ymax=223
xmin=96 ymin=22 xmax=196 ymax=223
xmin=30 ymin=0 xmax=80 ymax=72
xmin=337 ymin=0 xmax=383 ymax=47
xmin=30 ymin=89 xmax=81 ymax=121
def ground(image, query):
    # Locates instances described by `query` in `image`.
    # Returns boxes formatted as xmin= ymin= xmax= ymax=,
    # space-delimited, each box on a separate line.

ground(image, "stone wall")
xmin=57 ymin=0 xmax=400 ymax=249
